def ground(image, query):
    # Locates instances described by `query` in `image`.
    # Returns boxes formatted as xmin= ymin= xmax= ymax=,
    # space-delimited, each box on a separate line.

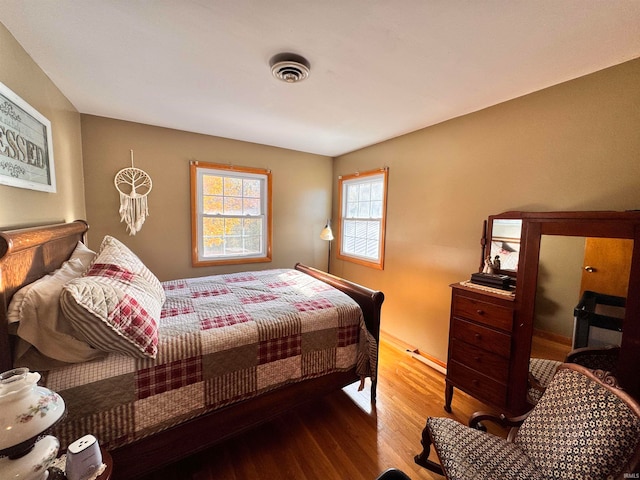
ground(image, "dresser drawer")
xmin=450 ymin=317 xmax=511 ymax=358
xmin=448 ymin=360 xmax=508 ymax=409
xmin=449 ymin=338 xmax=509 ymax=383
xmin=453 ymin=294 xmax=513 ymax=331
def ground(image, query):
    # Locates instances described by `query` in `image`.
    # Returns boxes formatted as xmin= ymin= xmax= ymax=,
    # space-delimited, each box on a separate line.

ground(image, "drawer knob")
xmin=474 ymin=356 xmax=481 ymax=362
xmin=472 ymin=379 xmax=479 ymax=386
xmin=476 ymin=309 xmax=485 ymax=315
xmin=474 ymin=333 xmax=481 ymax=340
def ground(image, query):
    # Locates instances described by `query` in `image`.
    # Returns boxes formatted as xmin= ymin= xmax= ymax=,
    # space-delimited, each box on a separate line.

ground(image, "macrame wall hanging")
xmin=114 ymin=150 xmax=152 ymax=235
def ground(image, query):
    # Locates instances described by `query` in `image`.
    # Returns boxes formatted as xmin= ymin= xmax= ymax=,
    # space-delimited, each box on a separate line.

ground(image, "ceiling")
xmin=2 ymin=1 xmax=640 ymax=157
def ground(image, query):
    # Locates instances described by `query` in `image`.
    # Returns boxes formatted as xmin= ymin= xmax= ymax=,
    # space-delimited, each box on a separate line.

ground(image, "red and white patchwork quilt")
xmin=44 ymin=269 xmax=374 ymax=450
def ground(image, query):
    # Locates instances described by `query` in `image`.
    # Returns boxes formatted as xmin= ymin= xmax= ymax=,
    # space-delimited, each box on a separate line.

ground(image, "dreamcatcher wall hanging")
xmin=114 ymin=150 xmax=152 ymax=235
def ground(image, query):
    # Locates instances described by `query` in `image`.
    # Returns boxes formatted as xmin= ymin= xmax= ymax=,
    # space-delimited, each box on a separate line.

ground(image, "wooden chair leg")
xmin=414 ymin=423 xmax=444 ymax=475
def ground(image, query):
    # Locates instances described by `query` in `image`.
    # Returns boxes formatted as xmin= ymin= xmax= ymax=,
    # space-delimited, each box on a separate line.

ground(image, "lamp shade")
xmin=320 ymin=221 xmax=334 ymax=241
xmin=0 ymin=368 xmax=65 ymax=457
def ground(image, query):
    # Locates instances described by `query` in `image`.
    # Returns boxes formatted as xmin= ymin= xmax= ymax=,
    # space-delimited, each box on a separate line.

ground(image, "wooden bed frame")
xmin=0 ymin=220 xmax=384 ymax=479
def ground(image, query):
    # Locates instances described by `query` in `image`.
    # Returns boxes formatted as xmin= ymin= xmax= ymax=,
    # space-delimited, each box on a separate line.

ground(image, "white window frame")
xmin=190 ymin=161 xmax=272 ymax=266
xmin=337 ymin=168 xmax=388 ymax=270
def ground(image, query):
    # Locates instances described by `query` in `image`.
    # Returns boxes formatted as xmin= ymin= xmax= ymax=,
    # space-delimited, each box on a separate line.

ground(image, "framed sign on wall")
xmin=0 ymin=81 xmax=56 ymax=192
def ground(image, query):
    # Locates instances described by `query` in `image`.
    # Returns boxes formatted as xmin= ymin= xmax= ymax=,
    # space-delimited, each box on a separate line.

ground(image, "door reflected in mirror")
xmin=530 ymin=235 xmax=632 ymax=362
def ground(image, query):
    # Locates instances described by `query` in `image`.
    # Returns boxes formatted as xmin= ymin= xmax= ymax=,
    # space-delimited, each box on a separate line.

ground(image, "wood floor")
xmin=137 ymin=338 xmax=502 ymax=480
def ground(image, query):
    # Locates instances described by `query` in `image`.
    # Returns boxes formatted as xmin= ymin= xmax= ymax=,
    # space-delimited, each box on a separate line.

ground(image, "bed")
xmin=0 ymin=220 xmax=384 ymax=479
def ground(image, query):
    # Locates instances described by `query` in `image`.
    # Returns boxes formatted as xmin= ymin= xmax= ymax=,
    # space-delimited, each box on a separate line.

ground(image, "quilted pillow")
xmin=60 ymin=236 xmax=164 ymax=358
xmin=92 ymin=235 xmax=165 ymax=304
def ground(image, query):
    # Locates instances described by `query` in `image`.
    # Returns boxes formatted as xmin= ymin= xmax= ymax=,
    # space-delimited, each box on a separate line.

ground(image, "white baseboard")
xmin=381 ymin=331 xmax=447 ymax=375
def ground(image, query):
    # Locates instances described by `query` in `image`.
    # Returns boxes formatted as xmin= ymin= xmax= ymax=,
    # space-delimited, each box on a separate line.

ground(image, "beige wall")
xmin=80 ymin=115 xmax=333 ymax=281
xmin=0 ymin=23 xmax=85 ymax=227
xmin=333 ymin=58 xmax=640 ymax=364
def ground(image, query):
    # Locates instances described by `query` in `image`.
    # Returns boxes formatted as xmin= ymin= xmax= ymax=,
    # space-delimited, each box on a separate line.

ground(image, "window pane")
xmin=368 ymin=221 xmax=380 ymax=239
xmin=344 ymin=235 xmax=355 ymax=254
xmin=347 ymin=201 xmax=359 ymax=218
xmin=225 ymin=217 xmax=242 ymax=235
xmin=354 ymin=236 xmax=367 ymax=254
xmin=355 ymin=220 xmax=368 ymax=238
xmin=243 ymin=198 xmax=260 ymax=215
xmin=224 ymin=196 xmax=243 ymax=215
xmin=224 ymin=177 xmax=242 ymax=196
xmin=203 ymin=175 xmax=223 ymax=195
xmin=343 ymin=220 xmax=356 ymax=237
xmin=203 ymin=195 xmax=223 ymax=214
xmin=244 ymin=235 xmax=261 ymax=253
xmin=204 ymin=240 xmax=224 ymax=256
xmin=359 ymin=183 xmax=371 ymax=201
xmin=366 ymin=240 xmax=379 ymax=258
xmin=225 ymin=236 xmax=243 ymax=253
xmin=203 ymin=217 xmax=224 ymax=237
xmin=243 ymin=217 xmax=262 ymax=235
xmin=371 ymin=181 xmax=383 ymax=201
xmin=243 ymin=179 xmax=261 ymax=198
xmin=370 ymin=200 xmax=382 ymax=218
xmin=347 ymin=184 xmax=359 ymax=202
xmin=357 ymin=201 xmax=370 ymax=218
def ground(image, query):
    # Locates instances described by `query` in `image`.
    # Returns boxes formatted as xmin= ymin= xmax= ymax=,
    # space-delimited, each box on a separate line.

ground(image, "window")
xmin=337 ymin=168 xmax=388 ymax=269
xmin=190 ymin=161 xmax=272 ymax=266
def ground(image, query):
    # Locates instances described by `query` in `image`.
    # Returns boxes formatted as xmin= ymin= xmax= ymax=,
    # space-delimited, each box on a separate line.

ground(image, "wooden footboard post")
xmin=294 ymin=263 xmax=384 ymax=404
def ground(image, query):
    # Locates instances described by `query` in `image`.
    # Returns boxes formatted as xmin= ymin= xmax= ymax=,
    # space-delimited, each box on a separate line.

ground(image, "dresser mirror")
xmin=532 ymin=235 xmax=630 ymax=358
xmin=485 ymin=212 xmax=523 ymax=276
xmin=517 ymin=211 xmax=640 ymax=402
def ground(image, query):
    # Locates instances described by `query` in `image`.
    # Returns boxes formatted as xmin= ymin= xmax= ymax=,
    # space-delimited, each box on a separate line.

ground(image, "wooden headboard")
xmin=0 ymin=220 xmax=88 ymax=372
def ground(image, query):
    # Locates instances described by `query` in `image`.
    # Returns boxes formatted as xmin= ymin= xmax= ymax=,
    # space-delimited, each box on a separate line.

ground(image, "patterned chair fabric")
xmin=419 ymin=364 xmax=640 ymax=480
xmin=527 ymin=357 xmax=562 ymax=404
xmin=428 ymin=417 xmax=544 ymax=480
xmin=515 ymin=367 xmax=640 ymax=479
xmin=527 ymin=346 xmax=620 ymax=405
xmin=565 ymin=345 xmax=620 ymax=373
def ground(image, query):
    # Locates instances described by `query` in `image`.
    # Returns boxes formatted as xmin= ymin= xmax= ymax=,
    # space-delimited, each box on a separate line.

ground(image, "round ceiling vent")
xmin=269 ymin=53 xmax=310 ymax=83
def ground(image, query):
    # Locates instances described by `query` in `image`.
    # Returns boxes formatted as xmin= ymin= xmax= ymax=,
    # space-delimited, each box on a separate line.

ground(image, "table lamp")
xmin=0 ymin=368 xmax=66 ymax=480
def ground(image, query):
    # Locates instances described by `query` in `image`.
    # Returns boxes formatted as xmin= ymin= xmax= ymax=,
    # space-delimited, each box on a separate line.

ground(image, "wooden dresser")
xmin=445 ymin=282 xmax=518 ymax=413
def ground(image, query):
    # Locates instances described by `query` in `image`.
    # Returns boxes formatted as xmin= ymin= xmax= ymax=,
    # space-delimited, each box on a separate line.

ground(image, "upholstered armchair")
xmin=527 ymin=345 xmax=621 ymax=404
xmin=415 ymin=364 xmax=640 ymax=479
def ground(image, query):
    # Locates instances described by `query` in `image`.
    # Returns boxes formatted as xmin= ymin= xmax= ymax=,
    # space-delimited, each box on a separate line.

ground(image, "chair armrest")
xmin=469 ymin=410 xmax=532 ymax=441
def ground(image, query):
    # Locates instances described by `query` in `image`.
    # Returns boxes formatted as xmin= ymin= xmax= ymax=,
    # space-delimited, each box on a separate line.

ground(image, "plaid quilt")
xmin=43 ymin=269 xmax=375 ymax=450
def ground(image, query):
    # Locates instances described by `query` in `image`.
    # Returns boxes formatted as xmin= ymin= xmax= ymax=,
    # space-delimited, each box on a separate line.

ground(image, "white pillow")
xmin=10 ymin=258 xmax=106 ymax=365
xmin=70 ymin=241 xmax=97 ymax=269
xmin=7 ymin=242 xmax=96 ymax=324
